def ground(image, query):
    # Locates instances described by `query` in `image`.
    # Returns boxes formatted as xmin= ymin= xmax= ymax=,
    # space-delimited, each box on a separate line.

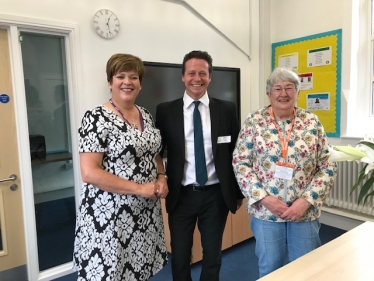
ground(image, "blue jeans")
xmin=250 ymin=216 xmax=321 ymax=277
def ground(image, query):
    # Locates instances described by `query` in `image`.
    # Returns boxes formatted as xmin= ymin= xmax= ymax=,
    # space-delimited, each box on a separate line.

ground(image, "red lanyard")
xmin=270 ymin=107 xmax=296 ymax=159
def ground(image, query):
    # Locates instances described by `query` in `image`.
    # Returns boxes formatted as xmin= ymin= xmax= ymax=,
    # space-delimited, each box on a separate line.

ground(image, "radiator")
xmin=325 ymin=161 xmax=374 ymax=216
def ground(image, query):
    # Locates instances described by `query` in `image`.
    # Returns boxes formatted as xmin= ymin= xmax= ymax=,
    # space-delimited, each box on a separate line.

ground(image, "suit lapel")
xmin=171 ymin=98 xmax=185 ymax=154
xmin=209 ymin=98 xmax=219 ymax=156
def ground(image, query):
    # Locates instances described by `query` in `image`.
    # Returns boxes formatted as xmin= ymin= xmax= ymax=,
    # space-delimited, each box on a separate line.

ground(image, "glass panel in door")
xmin=20 ymin=32 xmax=76 ymax=271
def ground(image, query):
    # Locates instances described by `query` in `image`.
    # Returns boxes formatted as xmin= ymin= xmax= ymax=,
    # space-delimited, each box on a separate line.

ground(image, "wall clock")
xmin=93 ymin=9 xmax=120 ymax=39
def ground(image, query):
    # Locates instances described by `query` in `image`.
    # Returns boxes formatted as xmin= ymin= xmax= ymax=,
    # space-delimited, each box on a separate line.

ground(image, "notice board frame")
xmin=271 ymin=29 xmax=342 ymax=137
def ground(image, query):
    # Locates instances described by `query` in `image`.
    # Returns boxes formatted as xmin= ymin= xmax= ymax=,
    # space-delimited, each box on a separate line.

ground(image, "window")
xmin=342 ymin=0 xmax=374 ymax=138
xmin=21 ymin=32 xmax=76 ymax=271
xmin=372 ymin=0 xmax=374 ymax=115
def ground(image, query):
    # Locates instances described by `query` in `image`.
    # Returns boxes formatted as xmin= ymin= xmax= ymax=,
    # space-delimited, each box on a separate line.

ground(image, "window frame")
xmin=342 ymin=0 xmax=374 ymax=139
xmin=371 ymin=0 xmax=374 ymax=116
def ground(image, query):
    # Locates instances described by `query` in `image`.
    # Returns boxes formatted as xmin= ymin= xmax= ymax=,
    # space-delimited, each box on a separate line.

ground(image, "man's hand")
xmin=236 ymin=199 xmax=244 ymax=210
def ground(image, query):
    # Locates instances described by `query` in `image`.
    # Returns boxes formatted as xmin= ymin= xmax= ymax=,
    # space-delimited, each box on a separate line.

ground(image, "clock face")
xmin=93 ymin=9 xmax=120 ymax=39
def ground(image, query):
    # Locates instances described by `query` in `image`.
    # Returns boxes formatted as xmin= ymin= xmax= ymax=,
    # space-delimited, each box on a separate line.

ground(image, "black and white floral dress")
xmin=73 ymin=105 xmax=168 ymax=281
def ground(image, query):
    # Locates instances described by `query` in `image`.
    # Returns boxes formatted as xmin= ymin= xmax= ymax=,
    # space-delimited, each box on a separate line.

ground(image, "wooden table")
xmin=258 ymin=221 xmax=374 ymax=281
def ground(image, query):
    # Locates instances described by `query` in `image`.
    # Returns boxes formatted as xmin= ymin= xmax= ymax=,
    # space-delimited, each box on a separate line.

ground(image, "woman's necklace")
xmin=109 ymin=98 xmax=138 ymax=129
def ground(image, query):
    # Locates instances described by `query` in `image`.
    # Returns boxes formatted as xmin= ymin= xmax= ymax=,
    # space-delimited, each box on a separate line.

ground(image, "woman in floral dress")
xmin=73 ymin=54 xmax=168 ymax=280
xmin=232 ymin=67 xmax=337 ymax=278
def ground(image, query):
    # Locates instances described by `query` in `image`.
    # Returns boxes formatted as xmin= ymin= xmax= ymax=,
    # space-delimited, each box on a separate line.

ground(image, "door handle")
xmin=0 ymin=174 xmax=17 ymax=183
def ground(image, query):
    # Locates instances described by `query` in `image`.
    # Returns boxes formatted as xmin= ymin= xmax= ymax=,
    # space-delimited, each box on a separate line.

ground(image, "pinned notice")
xmin=307 ymin=93 xmax=330 ymax=110
xmin=298 ymin=72 xmax=313 ymax=90
xmin=278 ymin=52 xmax=298 ymax=70
xmin=307 ymin=46 xmax=332 ymax=67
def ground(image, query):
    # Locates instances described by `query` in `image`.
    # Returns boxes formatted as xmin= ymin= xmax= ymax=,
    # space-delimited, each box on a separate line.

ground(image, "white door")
xmin=0 ymin=22 xmax=80 ymax=281
xmin=0 ymin=28 xmax=28 ymax=280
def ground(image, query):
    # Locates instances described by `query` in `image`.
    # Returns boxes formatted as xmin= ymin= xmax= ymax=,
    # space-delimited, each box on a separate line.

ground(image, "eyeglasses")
xmin=271 ymin=86 xmax=296 ymax=94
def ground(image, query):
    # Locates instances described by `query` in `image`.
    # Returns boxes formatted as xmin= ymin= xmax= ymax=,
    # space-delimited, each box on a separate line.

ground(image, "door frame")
xmin=0 ymin=14 xmax=82 ymax=281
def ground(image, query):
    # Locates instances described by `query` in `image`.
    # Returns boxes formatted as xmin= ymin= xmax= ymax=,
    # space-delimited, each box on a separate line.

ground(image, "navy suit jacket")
xmin=155 ymin=97 xmax=244 ymax=214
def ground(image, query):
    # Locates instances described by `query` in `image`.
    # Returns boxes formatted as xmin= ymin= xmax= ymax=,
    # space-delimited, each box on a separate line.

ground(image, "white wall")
xmin=0 ymin=0 xmax=258 ymax=124
xmin=270 ymin=0 xmax=351 ymax=43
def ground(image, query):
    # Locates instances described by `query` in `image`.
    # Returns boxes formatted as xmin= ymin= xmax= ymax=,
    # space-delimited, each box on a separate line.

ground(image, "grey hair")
xmin=266 ymin=67 xmax=301 ymax=93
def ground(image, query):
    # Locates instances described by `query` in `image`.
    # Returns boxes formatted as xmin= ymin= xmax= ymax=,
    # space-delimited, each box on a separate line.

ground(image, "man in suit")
xmin=155 ymin=50 xmax=244 ymax=281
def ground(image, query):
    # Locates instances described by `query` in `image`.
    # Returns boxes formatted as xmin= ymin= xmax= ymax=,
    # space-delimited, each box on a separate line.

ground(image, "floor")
xmin=55 ymin=223 xmax=346 ymax=281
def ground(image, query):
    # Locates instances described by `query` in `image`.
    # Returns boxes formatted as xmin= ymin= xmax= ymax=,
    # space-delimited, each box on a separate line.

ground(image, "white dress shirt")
xmin=182 ymin=92 xmax=219 ymax=186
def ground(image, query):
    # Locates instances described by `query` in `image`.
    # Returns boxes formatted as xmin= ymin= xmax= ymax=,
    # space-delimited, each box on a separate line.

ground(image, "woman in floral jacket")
xmin=232 ymin=67 xmax=337 ymax=278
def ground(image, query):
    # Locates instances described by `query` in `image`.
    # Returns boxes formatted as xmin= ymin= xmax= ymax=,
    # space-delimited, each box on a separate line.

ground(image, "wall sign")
xmin=0 ymin=94 xmax=10 ymax=104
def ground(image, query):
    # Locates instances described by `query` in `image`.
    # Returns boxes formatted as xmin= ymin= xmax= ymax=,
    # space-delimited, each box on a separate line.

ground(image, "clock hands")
xmin=106 ymin=13 xmax=113 ymax=37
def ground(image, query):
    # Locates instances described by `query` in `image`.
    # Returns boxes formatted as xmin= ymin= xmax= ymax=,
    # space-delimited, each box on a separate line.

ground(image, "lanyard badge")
xmin=270 ymin=107 xmax=296 ymax=180
xmin=274 ymin=162 xmax=294 ymax=180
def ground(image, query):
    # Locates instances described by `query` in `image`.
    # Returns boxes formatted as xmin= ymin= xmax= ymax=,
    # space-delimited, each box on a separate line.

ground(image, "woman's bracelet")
xmin=157 ymin=172 xmax=168 ymax=179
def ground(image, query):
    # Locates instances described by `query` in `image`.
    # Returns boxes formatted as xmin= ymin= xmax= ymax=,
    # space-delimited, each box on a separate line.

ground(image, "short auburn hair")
xmin=106 ymin=53 xmax=145 ymax=84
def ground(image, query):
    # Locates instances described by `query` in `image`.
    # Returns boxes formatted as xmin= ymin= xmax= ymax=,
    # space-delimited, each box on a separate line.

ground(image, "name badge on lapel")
xmin=217 ymin=136 xmax=231 ymax=144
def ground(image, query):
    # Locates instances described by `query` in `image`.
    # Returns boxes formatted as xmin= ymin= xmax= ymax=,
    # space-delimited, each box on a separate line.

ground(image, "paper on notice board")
xmin=307 ymin=46 xmax=332 ymax=67
xmin=307 ymin=93 xmax=330 ymax=110
xmin=278 ymin=53 xmax=298 ymax=70
xmin=298 ymin=72 xmax=313 ymax=90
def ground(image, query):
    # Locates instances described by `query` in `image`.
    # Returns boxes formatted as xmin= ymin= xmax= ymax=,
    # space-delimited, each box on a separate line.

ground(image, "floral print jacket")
xmin=232 ymin=106 xmax=337 ymax=222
